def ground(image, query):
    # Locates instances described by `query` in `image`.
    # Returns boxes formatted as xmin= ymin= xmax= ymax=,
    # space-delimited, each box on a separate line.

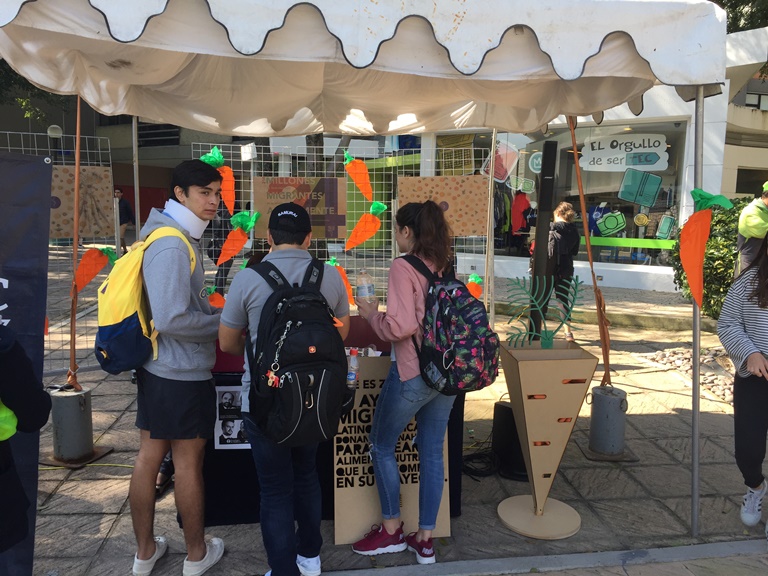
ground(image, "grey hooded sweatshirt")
xmin=139 ymin=207 xmax=221 ymax=381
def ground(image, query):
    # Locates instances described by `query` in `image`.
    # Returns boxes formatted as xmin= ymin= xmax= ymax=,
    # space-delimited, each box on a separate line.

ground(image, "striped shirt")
xmin=717 ymin=267 xmax=768 ymax=377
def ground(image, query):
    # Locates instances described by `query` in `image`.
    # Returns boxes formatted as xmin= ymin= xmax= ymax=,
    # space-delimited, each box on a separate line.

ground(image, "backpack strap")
xmin=144 ymin=227 xmax=196 ymax=274
xmin=401 ymin=254 xmax=434 ymax=281
xmin=140 ymin=227 xmax=196 ymax=360
xmin=301 ymin=258 xmax=325 ymax=289
xmin=250 ymin=260 xmax=289 ymax=290
xmin=250 ymin=258 xmax=325 ymax=290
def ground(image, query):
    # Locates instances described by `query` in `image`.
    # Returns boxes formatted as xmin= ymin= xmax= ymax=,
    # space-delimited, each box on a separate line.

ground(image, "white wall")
xmin=457 ymin=254 xmax=677 ymax=292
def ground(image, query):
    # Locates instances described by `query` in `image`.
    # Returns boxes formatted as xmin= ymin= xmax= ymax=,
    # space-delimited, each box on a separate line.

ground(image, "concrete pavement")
xmin=33 ymin=278 xmax=768 ymax=575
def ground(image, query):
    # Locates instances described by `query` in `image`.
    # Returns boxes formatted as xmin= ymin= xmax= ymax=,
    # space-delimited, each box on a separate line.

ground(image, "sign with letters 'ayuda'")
xmin=579 ymin=134 xmax=668 ymax=172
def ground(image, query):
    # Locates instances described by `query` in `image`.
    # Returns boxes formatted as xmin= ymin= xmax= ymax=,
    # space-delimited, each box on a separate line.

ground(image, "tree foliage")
xmin=669 ymin=198 xmax=749 ymax=320
xmin=0 ymin=61 xmax=70 ymax=126
xmin=714 ymin=0 xmax=768 ymax=33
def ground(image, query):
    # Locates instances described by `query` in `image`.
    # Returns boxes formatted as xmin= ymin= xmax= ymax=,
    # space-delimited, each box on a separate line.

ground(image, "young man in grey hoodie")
xmin=130 ymin=159 xmax=225 ymax=576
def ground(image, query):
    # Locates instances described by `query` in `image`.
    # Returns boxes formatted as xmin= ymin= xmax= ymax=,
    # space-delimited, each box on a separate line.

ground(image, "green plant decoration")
xmin=505 ymin=276 xmax=582 ymax=349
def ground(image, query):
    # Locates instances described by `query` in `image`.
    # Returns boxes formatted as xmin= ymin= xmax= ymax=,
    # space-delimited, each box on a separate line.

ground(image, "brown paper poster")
xmin=50 ymin=166 xmax=115 ymax=238
xmin=252 ymin=177 xmax=346 ymax=239
xmin=398 ymin=175 xmax=488 ymax=236
xmin=333 ymin=356 xmax=450 ymax=545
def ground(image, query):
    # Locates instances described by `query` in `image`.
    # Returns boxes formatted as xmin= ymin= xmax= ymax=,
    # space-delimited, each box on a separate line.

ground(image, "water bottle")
xmin=356 ymin=269 xmax=376 ymax=303
xmin=346 ymin=348 xmax=360 ymax=391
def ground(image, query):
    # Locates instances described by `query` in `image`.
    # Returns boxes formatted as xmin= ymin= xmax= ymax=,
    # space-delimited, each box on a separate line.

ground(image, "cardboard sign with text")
xmin=252 ymin=177 xmax=346 ymax=239
xmin=333 ymin=356 xmax=450 ymax=544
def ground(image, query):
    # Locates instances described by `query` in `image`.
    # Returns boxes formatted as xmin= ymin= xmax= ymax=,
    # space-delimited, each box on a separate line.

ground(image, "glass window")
xmin=505 ymin=121 xmax=686 ymax=267
xmin=745 ymin=93 xmax=759 ymax=107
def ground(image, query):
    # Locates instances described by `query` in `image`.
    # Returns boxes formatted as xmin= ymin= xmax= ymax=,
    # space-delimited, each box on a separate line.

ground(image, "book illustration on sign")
xmin=617 ymin=168 xmax=663 ymax=208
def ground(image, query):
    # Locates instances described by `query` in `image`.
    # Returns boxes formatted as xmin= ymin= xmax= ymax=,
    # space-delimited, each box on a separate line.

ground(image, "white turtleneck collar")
xmin=163 ymin=199 xmax=209 ymax=240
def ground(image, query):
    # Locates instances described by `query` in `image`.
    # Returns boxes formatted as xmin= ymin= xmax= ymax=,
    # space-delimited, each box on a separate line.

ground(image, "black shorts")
xmin=135 ymin=368 xmax=216 ymax=440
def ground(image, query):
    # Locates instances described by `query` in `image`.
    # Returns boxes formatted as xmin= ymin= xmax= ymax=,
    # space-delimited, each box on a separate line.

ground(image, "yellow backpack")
xmin=94 ymin=227 xmax=195 ymax=374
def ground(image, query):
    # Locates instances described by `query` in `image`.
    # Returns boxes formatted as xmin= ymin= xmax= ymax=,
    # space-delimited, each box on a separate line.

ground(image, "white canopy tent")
xmin=0 ymin=0 xmax=727 ymax=537
xmin=0 ymin=0 xmax=725 ymax=136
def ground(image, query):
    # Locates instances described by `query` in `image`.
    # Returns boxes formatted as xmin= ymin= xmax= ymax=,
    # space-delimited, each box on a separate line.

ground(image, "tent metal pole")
xmin=691 ymin=85 xmax=704 ymax=537
xmin=132 ymin=116 xmax=142 ymax=234
xmin=485 ymin=130 xmax=498 ymax=324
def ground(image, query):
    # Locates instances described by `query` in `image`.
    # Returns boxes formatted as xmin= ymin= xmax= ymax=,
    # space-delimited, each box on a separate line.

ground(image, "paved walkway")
xmin=32 ymin=281 xmax=768 ymax=576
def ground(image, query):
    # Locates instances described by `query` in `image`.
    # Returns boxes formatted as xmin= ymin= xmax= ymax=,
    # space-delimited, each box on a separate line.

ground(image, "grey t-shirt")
xmin=220 ymin=248 xmax=350 ymax=413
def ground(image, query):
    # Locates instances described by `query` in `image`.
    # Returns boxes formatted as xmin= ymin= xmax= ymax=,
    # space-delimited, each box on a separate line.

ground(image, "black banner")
xmin=0 ymin=151 xmax=52 ymax=573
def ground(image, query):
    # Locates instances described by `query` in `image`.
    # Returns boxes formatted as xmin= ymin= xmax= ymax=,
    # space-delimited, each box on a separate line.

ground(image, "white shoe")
xmin=132 ymin=536 xmax=168 ymax=576
xmin=741 ymin=480 xmax=767 ymax=527
xmin=297 ymin=554 xmax=321 ymax=576
xmin=182 ymin=537 xmax=225 ymax=576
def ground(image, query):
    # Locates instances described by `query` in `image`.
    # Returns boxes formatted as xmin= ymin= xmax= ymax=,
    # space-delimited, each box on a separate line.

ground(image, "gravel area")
xmin=641 ymin=346 xmax=735 ymax=405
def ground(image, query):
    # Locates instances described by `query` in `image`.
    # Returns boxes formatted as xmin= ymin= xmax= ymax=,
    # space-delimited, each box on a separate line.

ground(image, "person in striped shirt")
xmin=718 ymin=234 xmax=768 ymax=532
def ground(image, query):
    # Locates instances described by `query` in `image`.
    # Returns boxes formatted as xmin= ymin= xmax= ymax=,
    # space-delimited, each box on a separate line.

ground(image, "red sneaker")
xmin=405 ymin=532 xmax=435 ymax=564
xmin=352 ymin=523 xmax=406 ymax=555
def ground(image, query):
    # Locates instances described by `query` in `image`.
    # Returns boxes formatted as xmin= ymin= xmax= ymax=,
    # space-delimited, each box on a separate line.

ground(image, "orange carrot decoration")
xmin=217 ymin=228 xmax=248 ymax=266
xmin=467 ymin=274 xmax=483 ymax=299
xmin=345 ymin=202 xmax=387 ymax=251
xmin=344 ymin=150 xmax=373 ymax=202
xmin=218 ymin=165 xmax=236 ymax=216
xmin=327 ymin=257 xmax=354 ymax=305
xmin=679 ymin=208 xmax=712 ymax=308
xmin=75 ymin=248 xmax=110 ymax=292
xmin=216 ymin=211 xmax=261 ymax=266
xmin=207 ymin=289 xmax=226 ymax=308
xmin=200 ymin=147 xmax=235 ymax=215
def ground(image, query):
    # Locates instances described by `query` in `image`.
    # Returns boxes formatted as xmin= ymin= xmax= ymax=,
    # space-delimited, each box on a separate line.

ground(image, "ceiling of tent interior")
xmin=0 ymin=0 xmax=727 ymax=137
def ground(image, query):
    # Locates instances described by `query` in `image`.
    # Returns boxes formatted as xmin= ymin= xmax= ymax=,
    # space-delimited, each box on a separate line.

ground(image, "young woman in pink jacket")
xmin=352 ymin=200 xmax=454 ymax=565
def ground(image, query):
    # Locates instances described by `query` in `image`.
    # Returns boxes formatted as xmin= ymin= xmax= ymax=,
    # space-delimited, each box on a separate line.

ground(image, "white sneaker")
xmin=182 ymin=537 xmax=225 ymax=576
xmin=297 ymin=554 xmax=321 ymax=576
xmin=741 ymin=480 xmax=767 ymax=527
xmin=132 ymin=536 xmax=168 ymax=576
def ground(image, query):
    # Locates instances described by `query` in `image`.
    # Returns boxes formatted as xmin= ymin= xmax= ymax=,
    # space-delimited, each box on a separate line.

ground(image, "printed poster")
xmin=333 ymin=356 xmax=450 ymax=544
xmin=214 ymin=386 xmax=249 ymax=450
xmin=253 ymin=177 xmax=347 ymax=239
xmin=398 ymin=175 xmax=489 ymax=236
xmin=436 ymin=133 xmax=475 ymax=176
xmin=50 ymin=165 xmax=114 ymax=238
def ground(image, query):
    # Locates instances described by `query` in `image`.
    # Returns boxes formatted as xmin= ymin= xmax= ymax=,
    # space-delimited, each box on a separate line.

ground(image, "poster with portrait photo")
xmin=215 ymin=386 xmax=249 ymax=450
xmin=217 ymin=387 xmax=243 ymax=420
xmin=214 ymin=417 xmax=250 ymax=450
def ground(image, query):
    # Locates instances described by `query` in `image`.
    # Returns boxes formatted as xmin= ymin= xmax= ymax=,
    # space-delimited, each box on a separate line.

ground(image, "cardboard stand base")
xmin=498 ymin=342 xmax=598 ymax=540
xmin=497 ymin=495 xmax=581 ymax=540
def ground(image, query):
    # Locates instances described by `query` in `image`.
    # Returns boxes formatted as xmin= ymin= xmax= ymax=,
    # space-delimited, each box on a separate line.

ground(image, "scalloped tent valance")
xmin=0 ymin=0 xmax=726 ymax=136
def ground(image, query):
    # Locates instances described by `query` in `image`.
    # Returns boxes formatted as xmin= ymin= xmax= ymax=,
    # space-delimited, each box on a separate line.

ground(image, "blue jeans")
xmin=243 ymin=413 xmax=323 ymax=576
xmin=369 ymin=362 xmax=456 ymax=530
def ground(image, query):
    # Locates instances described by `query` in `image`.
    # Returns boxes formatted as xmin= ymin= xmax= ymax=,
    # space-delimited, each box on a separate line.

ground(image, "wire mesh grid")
xmin=3 ymin=136 xmax=491 ymax=378
xmin=0 ymin=131 xmax=114 ymax=379
xmin=193 ymin=143 xmax=492 ymax=306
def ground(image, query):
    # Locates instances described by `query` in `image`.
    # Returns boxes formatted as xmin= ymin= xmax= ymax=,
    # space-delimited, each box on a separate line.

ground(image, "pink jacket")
xmin=368 ymin=255 xmax=437 ymax=381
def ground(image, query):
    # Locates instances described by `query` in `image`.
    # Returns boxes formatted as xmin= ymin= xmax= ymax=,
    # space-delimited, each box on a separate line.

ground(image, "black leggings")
xmin=733 ymin=372 xmax=768 ymax=488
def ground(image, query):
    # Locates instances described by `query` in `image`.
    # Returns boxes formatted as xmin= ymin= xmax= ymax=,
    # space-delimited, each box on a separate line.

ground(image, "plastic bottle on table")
xmin=356 ymin=268 xmax=376 ymax=303
xmin=346 ymin=348 xmax=360 ymax=391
